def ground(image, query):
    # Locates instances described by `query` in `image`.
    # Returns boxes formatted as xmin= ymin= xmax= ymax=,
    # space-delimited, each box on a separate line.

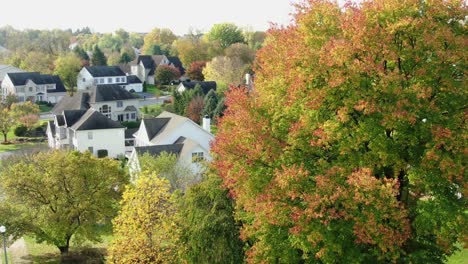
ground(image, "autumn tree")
xmin=155 ymin=64 xmax=181 ymax=84
xmin=187 ymin=61 xmax=207 ymax=81
xmin=108 ymin=173 xmax=178 ymax=264
xmin=54 ymin=53 xmax=82 ymax=95
xmin=142 ymin=28 xmax=177 ymax=55
xmin=0 ymin=150 xmax=128 ymax=255
xmin=212 ymin=0 xmax=467 ymax=263
xmin=10 ymin=101 xmax=40 ymax=129
xmin=0 ymin=105 xmax=15 ymax=143
xmin=186 ymin=96 xmax=205 ymax=124
xmin=171 ymin=39 xmax=209 ymax=67
xmin=225 ymin=43 xmax=255 ymax=64
xmin=176 ymin=171 xmax=244 ymax=263
xmin=205 ymin=23 xmax=245 ymax=49
xmin=203 ymin=56 xmax=247 ymax=94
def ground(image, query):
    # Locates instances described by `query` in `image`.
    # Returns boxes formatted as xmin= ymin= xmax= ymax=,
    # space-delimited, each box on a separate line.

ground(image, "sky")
xmin=0 ymin=0 xmax=298 ymax=35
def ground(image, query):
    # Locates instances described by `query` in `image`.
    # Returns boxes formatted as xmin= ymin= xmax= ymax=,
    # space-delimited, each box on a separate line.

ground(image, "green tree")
xmin=155 ymin=64 xmax=180 ymax=84
xmin=212 ymin=0 xmax=467 ymax=263
xmin=177 ymin=171 xmax=244 ymax=263
xmin=205 ymin=23 xmax=245 ymax=49
xmin=0 ymin=150 xmax=128 ymax=255
xmin=54 ymin=53 xmax=82 ymax=95
xmin=129 ymin=32 xmax=144 ymax=49
xmin=120 ymin=46 xmax=135 ymax=64
xmin=73 ymin=46 xmax=90 ymax=66
xmin=91 ymin=45 xmax=107 ymax=66
xmin=142 ymin=28 xmax=177 ymax=55
xmin=0 ymin=101 xmax=40 ymax=142
xmin=108 ymin=172 xmax=178 ymax=263
xmin=203 ymin=89 xmax=218 ymax=118
xmin=225 ymin=43 xmax=255 ymax=64
xmin=0 ymin=105 xmax=15 ymax=143
xmin=203 ymin=56 xmax=247 ymax=94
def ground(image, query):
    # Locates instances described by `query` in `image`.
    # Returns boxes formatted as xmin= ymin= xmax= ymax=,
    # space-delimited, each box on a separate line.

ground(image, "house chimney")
xmin=245 ymin=73 xmax=251 ymax=85
xmin=202 ymin=115 xmax=211 ymax=133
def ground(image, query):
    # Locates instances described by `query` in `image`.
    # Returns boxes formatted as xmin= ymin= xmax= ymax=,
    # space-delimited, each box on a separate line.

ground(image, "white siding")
xmin=72 ymin=128 xmax=125 ymax=158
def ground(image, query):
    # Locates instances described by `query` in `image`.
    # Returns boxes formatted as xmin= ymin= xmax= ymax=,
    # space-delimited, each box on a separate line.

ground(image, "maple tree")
xmin=212 ymin=0 xmax=467 ymax=263
xmin=155 ymin=64 xmax=181 ymax=84
xmin=187 ymin=60 xmax=207 ymax=81
xmin=187 ymin=96 xmax=205 ymax=124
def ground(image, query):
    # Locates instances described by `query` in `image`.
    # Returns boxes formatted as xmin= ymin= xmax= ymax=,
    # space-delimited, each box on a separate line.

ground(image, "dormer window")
xmin=108 ymin=78 xmax=112 ymax=83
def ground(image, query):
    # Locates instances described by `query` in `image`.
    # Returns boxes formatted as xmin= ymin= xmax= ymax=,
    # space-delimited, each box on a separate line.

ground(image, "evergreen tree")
xmin=91 ymin=45 xmax=107 ymax=66
xmin=203 ymin=89 xmax=218 ymax=118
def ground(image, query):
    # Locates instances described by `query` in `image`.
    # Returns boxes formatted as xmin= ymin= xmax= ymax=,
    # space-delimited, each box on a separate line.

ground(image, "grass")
xmin=38 ymin=104 xmax=53 ymax=113
xmin=0 ymin=250 xmax=13 ymax=264
xmin=447 ymin=244 xmax=468 ymax=264
xmin=23 ymin=233 xmax=113 ymax=264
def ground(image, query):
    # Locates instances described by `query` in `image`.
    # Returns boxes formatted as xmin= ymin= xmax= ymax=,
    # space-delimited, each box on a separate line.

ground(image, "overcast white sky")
xmin=0 ymin=0 xmax=299 ymax=35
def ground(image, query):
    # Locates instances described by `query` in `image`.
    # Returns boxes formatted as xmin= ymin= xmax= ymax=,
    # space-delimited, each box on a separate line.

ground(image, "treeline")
xmin=0 ymin=24 xmax=265 ymax=92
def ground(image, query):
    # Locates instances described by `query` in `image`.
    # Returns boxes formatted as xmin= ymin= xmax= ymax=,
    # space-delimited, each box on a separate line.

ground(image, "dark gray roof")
xmin=142 ymin=117 xmax=170 ymax=140
xmin=63 ymin=109 xmax=88 ymax=127
xmin=52 ymin=92 xmax=89 ymax=114
xmin=47 ymin=75 xmax=66 ymax=93
xmin=167 ymin=56 xmax=185 ymax=75
xmin=134 ymin=144 xmax=183 ymax=157
xmin=71 ymin=109 xmax=125 ymax=131
xmin=125 ymin=128 xmax=138 ymax=139
xmin=124 ymin=105 xmax=137 ymax=111
xmin=85 ymin=66 xmax=125 ymax=77
xmin=137 ymin=55 xmax=155 ymax=70
xmin=6 ymin=72 xmax=65 ymax=88
xmin=126 ymin=75 xmax=142 ymax=84
xmin=173 ymin=136 xmax=186 ymax=144
xmin=56 ymin=115 xmax=65 ymax=126
xmin=90 ymin=85 xmax=137 ymax=103
xmin=180 ymin=81 xmax=217 ymax=94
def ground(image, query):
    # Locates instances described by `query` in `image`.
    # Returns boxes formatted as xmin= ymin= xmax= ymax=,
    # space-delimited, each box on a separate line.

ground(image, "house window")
xmin=93 ymin=79 xmax=97 ymax=85
xmin=192 ymin=152 xmax=204 ymax=163
xmin=131 ymin=113 xmax=136 ymax=119
xmin=99 ymin=78 xmax=104 ymax=84
xmin=108 ymin=78 xmax=112 ymax=83
xmin=117 ymin=101 xmax=123 ymax=108
xmin=118 ymin=114 xmax=124 ymax=122
xmin=88 ymin=131 xmax=93 ymax=139
xmin=82 ymin=78 xmax=86 ymax=82
xmin=116 ymin=77 xmax=120 ymax=82
xmin=29 ymin=87 xmax=33 ymax=92
xmin=126 ymin=113 xmax=129 ymax=120
xmin=88 ymin=146 xmax=94 ymax=154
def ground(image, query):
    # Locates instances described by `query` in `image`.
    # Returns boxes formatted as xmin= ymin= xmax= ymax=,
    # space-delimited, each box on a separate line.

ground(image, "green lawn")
xmin=447 ymin=245 xmax=468 ymax=264
xmin=23 ymin=234 xmax=113 ymax=264
xmin=38 ymin=104 xmax=53 ymax=113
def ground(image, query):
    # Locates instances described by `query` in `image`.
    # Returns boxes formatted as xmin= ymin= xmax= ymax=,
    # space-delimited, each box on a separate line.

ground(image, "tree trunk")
xmin=2 ymin=131 xmax=7 ymax=143
xmin=57 ymin=235 xmax=71 ymax=256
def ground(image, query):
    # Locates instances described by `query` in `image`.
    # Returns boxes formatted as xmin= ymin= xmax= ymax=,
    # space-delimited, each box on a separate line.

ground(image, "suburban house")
xmin=52 ymin=84 xmax=140 ymax=122
xmin=130 ymin=55 xmax=169 ymax=85
xmin=77 ymin=66 xmax=143 ymax=92
xmin=167 ymin=56 xmax=185 ymax=76
xmin=1 ymin=72 xmax=67 ymax=103
xmin=176 ymin=81 xmax=217 ymax=94
xmin=0 ymin=64 xmax=25 ymax=87
xmin=129 ymin=111 xmax=214 ymax=174
xmin=46 ymin=109 xmax=126 ymax=158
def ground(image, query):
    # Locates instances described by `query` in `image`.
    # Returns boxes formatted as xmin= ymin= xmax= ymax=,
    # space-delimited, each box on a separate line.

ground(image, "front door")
xmin=118 ymin=114 xmax=124 ymax=121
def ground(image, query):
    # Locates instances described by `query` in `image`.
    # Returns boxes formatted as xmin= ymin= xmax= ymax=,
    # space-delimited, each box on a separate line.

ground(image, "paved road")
xmin=0 ymin=144 xmax=48 ymax=160
xmin=8 ymin=238 xmax=31 ymax=264
xmin=138 ymin=95 xmax=171 ymax=107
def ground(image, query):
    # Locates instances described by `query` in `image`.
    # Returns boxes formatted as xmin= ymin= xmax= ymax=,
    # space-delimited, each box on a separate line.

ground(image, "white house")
xmin=0 ymin=64 xmax=25 ymax=87
xmin=130 ymin=55 xmax=169 ymax=85
xmin=129 ymin=111 xmax=214 ymax=175
xmin=77 ymin=66 xmax=143 ymax=92
xmin=1 ymin=72 xmax=67 ymax=103
xmin=46 ymin=109 xmax=126 ymax=158
xmin=52 ymin=84 xmax=140 ymax=122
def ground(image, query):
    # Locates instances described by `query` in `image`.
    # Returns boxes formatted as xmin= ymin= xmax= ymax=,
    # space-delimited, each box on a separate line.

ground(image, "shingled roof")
xmin=179 ymin=81 xmax=217 ymax=94
xmin=63 ymin=109 xmax=88 ymax=127
xmin=134 ymin=144 xmax=183 ymax=157
xmin=142 ymin=117 xmax=171 ymax=140
xmin=167 ymin=56 xmax=185 ymax=75
xmin=71 ymin=109 xmax=125 ymax=131
xmin=6 ymin=72 xmax=65 ymax=88
xmin=84 ymin=66 xmax=126 ymax=77
xmin=126 ymin=75 xmax=142 ymax=84
xmin=52 ymin=91 xmax=90 ymax=114
xmin=90 ymin=84 xmax=137 ymax=103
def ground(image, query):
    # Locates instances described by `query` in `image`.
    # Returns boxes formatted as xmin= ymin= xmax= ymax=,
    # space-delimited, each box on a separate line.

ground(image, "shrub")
xmin=14 ymin=125 xmax=28 ymax=137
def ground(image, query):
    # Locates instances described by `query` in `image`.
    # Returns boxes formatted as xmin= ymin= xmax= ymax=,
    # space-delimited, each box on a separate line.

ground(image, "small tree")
xmin=187 ymin=61 xmax=207 ymax=81
xmin=54 ymin=54 xmax=82 ymax=96
xmin=186 ymin=96 xmax=205 ymax=124
xmin=108 ymin=173 xmax=178 ymax=263
xmin=155 ymin=65 xmax=180 ymax=84
xmin=0 ymin=105 xmax=15 ymax=143
xmin=91 ymin=45 xmax=107 ymax=66
xmin=203 ymin=89 xmax=218 ymax=118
